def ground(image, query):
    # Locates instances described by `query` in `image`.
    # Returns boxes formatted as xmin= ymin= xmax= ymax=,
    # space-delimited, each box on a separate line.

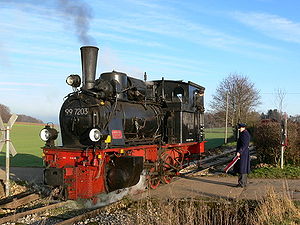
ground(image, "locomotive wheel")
xmin=162 ymin=156 xmax=175 ymax=184
xmin=148 ymin=167 xmax=160 ymax=189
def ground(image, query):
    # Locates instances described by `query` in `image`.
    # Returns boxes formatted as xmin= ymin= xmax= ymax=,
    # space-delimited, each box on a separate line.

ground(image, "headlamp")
xmin=66 ymin=74 xmax=81 ymax=87
xmin=40 ymin=128 xmax=50 ymax=141
xmin=89 ymin=128 xmax=102 ymax=142
xmin=40 ymin=124 xmax=58 ymax=146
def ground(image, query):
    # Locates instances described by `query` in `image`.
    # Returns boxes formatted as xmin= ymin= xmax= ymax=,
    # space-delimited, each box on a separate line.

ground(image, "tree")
xmin=204 ymin=111 xmax=224 ymax=128
xmin=210 ymin=73 xmax=260 ymax=126
xmin=267 ymin=109 xmax=281 ymax=121
xmin=290 ymin=114 xmax=300 ymax=122
xmin=0 ymin=103 xmax=43 ymax=123
xmin=275 ymin=88 xmax=286 ymax=119
xmin=0 ymin=104 xmax=11 ymax=123
xmin=17 ymin=115 xmax=43 ymax=124
xmin=261 ymin=109 xmax=281 ymax=121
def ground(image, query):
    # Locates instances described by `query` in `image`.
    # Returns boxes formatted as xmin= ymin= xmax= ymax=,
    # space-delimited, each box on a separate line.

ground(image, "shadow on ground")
xmin=205 ymin=138 xmax=225 ymax=149
xmin=0 ymin=153 xmax=43 ymax=167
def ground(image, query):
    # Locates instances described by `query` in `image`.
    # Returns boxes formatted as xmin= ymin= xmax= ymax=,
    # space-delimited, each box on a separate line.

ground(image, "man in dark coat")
xmin=234 ymin=123 xmax=251 ymax=188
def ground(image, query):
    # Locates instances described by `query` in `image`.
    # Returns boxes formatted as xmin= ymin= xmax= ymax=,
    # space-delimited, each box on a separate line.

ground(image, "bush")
xmin=253 ymin=122 xmax=281 ymax=164
xmin=285 ymin=122 xmax=300 ymax=165
xmin=253 ymin=121 xmax=300 ymax=166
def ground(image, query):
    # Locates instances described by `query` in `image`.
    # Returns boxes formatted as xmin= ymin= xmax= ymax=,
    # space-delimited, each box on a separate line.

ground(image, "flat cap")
xmin=238 ymin=123 xmax=247 ymax=128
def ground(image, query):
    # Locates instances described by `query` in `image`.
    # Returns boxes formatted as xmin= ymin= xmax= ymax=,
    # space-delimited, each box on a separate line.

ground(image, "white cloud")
xmin=232 ymin=12 xmax=300 ymax=44
xmin=93 ymin=7 xmax=280 ymax=57
xmin=0 ymin=82 xmax=50 ymax=87
xmin=0 ymin=88 xmax=21 ymax=91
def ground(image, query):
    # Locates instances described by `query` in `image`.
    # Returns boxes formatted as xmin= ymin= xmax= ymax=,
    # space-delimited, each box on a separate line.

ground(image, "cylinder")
xmin=80 ymin=46 xmax=99 ymax=90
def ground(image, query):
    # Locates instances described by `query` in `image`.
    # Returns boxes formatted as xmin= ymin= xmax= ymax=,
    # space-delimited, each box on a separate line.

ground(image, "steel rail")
xmin=0 ymin=201 xmax=70 ymax=224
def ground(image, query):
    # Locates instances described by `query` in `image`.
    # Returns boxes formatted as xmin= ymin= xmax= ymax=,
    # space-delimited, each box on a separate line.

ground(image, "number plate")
xmin=64 ymin=108 xmax=89 ymax=116
xmin=112 ymin=130 xmax=123 ymax=139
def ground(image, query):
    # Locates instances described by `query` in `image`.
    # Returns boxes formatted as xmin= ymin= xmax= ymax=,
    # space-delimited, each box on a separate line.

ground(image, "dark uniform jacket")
xmin=234 ymin=130 xmax=251 ymax=174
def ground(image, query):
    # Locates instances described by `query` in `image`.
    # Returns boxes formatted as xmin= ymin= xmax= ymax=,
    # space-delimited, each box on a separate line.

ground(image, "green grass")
xmin=0 ymin=123 xmax=45 ymax=167
xmin=249 ymin=165 xmax=300 ymax=179
xmin=205 ymin=127 xmax=234 ymax=149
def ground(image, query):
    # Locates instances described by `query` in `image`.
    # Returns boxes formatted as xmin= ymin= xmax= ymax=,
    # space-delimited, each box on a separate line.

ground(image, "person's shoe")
xmin=235 ymin=184 xmax=244 ymax=188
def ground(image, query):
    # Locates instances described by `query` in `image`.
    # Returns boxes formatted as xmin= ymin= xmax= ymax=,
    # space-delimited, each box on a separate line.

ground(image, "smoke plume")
xmin=56 ymin=0 xmax=96 ymax=45
xmin=2 ymin=0 xmax=96 ymax=45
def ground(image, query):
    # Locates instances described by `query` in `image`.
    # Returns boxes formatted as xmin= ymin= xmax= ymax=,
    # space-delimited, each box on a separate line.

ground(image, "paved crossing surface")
xmin=137 ymin=175 xmax=300 ymax=201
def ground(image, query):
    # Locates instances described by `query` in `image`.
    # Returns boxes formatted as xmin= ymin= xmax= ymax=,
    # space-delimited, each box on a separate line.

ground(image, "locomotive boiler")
xmin=40 ymin=46 xmax=205 ymax=201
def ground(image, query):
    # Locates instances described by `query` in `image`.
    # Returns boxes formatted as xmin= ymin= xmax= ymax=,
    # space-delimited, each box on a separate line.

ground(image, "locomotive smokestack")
xmin=80 ymin=46 xmax=99 ymax=90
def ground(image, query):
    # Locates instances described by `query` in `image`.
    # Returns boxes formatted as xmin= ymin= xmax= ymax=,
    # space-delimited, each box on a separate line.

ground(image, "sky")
xmin=1 ymin=0 xmax=300 ymax=123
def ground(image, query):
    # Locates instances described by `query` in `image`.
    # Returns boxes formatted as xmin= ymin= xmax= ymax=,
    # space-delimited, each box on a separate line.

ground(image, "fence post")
xmin=280 ymin=113 xmax=288 ymax=169
xmin=5 ymin=126 xmax=10 ymax=197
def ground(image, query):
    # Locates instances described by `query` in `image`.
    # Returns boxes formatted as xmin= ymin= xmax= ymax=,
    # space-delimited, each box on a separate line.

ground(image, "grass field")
xmin=0 ymin=123 xmax=45 ymax=167
xmin=0 ymin=124 xmax=233 ymax=167
xmin=205 ymin=127 xmax=234 ymax=149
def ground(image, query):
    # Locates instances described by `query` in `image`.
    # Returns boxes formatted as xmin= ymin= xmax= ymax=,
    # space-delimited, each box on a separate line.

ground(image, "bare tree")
xmin=275 ymin=88 xmax=286 ymax=118
xmin=210 ymin=73 xmax=261 ymax=126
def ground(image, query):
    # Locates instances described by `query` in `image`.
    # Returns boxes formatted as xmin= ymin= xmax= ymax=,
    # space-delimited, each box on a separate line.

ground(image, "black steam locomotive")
xmin=40 ymin=46 xmax=205 ymax=200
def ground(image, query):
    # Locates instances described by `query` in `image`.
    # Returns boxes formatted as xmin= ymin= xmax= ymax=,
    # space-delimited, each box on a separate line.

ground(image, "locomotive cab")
xmin=153 ymin=79 xmax=205 ymax=144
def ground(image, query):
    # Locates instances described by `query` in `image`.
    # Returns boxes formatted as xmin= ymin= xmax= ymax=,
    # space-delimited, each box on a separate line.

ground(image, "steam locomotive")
xmin=40 ymin=46 xmax=205 ymax=201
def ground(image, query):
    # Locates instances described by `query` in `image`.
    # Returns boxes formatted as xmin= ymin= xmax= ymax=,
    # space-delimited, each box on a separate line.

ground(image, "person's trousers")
xmin=238 ymin=173 xmax=247 ymax=187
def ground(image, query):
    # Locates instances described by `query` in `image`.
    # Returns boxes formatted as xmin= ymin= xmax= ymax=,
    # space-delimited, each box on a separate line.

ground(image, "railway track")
xmin=0 ymin=146 xmax=255 ymax=224
xmin=0 ymin=194 xmax=130 ymax=225
xmin=0 ymin=200 xmax=70 ymax=224
xmin=180 ymin=146 xmax=255 ymax=175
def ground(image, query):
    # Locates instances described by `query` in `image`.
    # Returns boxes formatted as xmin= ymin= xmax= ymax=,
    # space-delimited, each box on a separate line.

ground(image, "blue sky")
xmin=1 ymin=0 xmax=300 ymax=123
